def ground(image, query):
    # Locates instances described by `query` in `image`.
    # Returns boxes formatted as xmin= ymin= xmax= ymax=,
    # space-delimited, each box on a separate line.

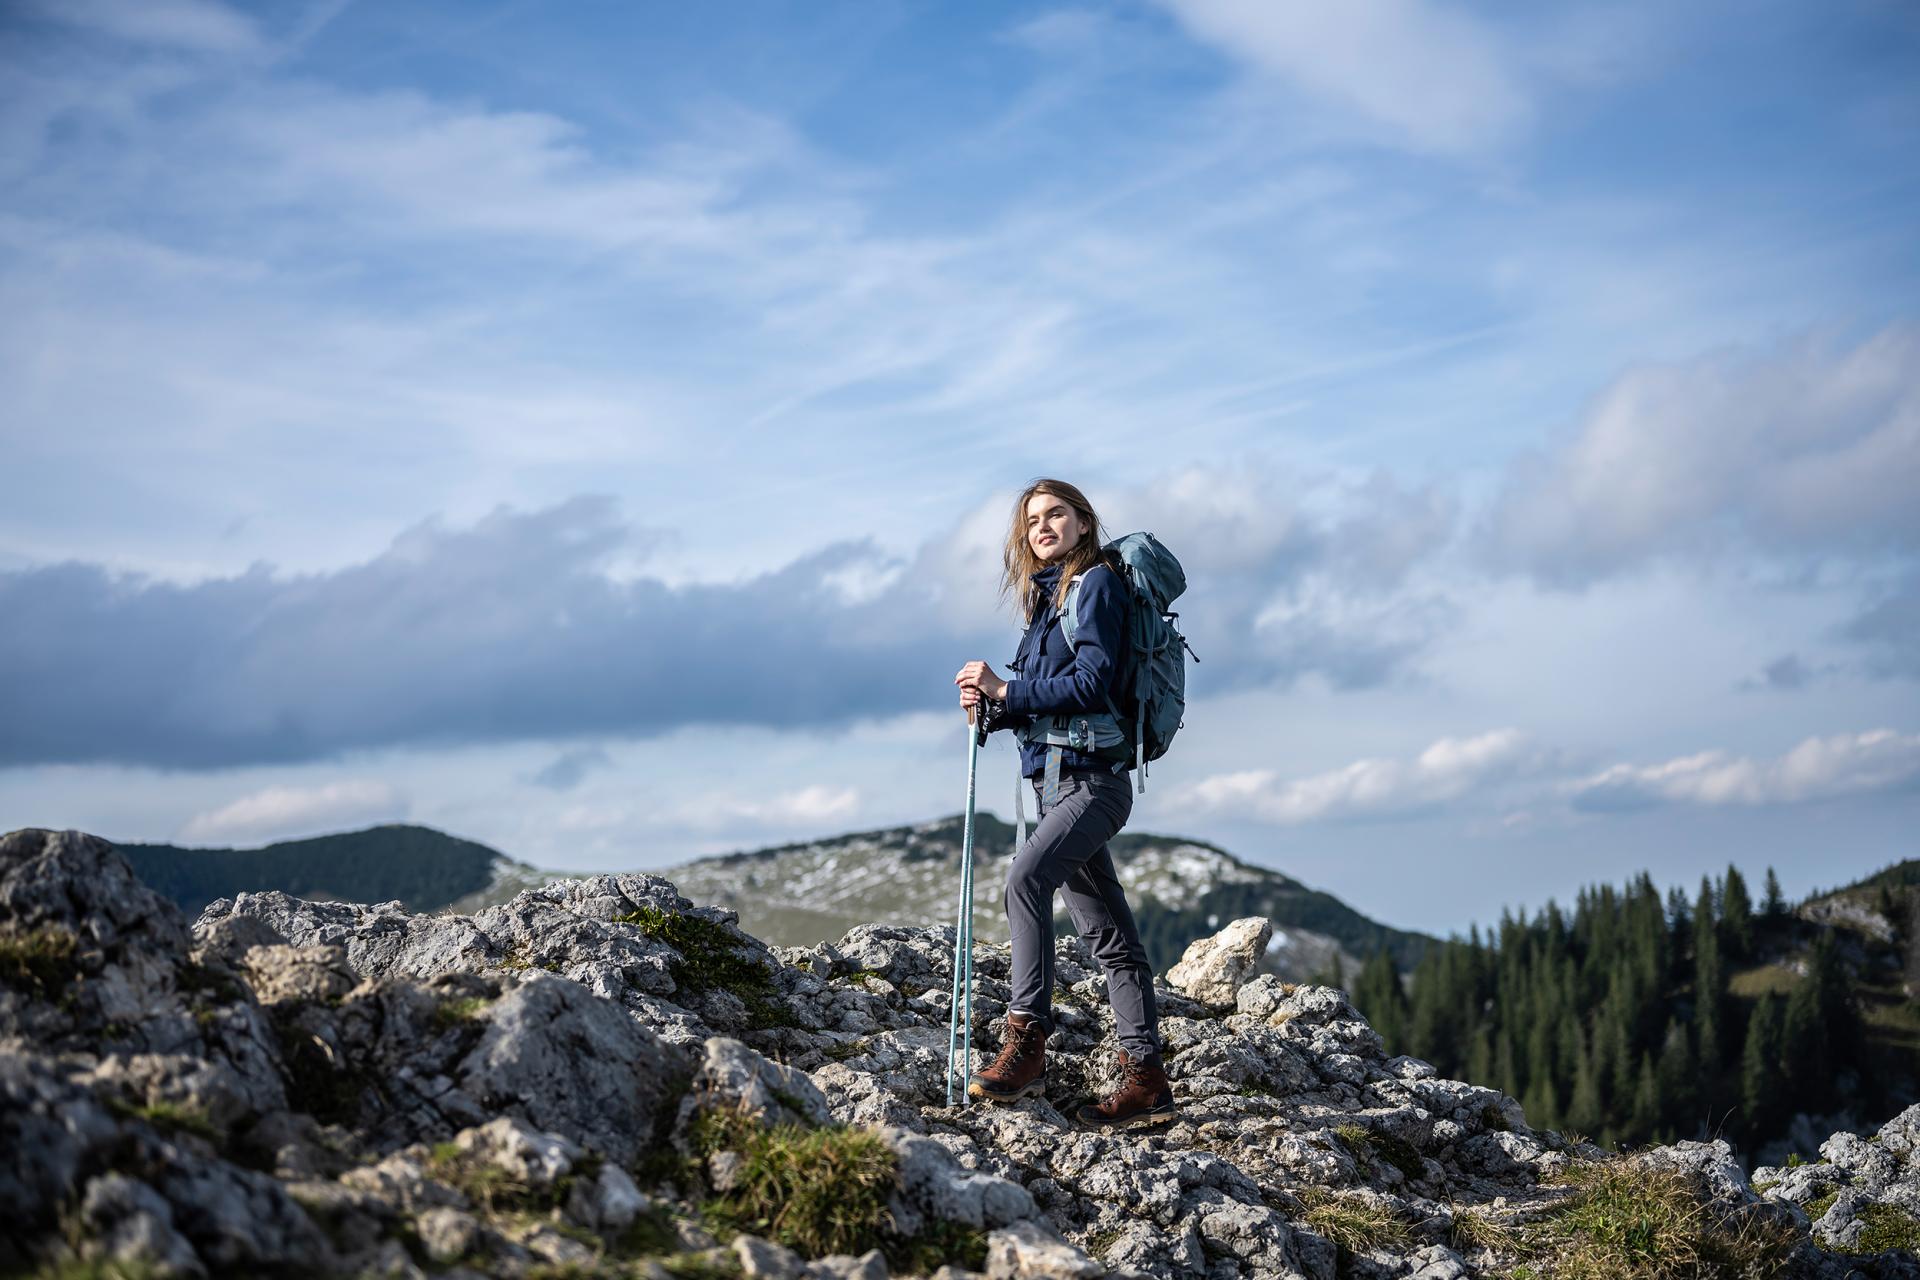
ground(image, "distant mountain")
xmin=662 ymin=810 xmax=1433 ymax=981
xmin=111 ymin=814 xmax=1430 ymax=982
xmin=112 ymin=823 xmax=532 ymax=917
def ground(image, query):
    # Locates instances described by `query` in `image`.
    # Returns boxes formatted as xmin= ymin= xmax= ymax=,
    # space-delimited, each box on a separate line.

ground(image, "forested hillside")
xmin=114 ymin=823 xmax=510 ymax=916
xmin=1350 ymin=860 xmax=1920 ymax=1161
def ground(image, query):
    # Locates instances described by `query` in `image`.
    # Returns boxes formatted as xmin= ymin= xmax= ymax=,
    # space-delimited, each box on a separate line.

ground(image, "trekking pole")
xmin=946 ymin=703 xmax=984 ymax=1106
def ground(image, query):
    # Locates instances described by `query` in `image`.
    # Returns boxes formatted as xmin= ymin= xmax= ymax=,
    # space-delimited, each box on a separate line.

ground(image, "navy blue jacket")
xmin=1000 ymin=560 xmax=1132 ymax=779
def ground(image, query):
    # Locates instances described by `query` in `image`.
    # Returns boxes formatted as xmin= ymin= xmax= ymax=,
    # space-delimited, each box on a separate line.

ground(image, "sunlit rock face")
xmin=3 ymin=826 xmax=1915 ymax=1280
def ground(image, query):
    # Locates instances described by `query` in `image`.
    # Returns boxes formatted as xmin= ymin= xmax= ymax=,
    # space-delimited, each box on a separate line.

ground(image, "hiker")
xmin=952 ymin=478 xmax=1176 ymax=1131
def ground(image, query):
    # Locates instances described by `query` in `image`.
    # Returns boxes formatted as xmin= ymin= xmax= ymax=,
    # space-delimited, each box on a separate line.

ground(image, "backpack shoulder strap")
xmin=1057 ymin=561 xmax=1123 ymax=651
xmin=1058 ymin=573 xmax=1085 ymax=650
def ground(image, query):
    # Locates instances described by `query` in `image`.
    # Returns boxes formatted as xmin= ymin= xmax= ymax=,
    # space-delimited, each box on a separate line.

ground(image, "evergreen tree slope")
xmin=113 ymin=822 xmax=519 ymax=916
xmin=1349 ymin=859 xmax=1920 ymax=1163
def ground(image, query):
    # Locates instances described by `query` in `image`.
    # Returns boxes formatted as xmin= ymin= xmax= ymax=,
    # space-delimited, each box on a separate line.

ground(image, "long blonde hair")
xmin=998 ymin=478 xmax=1114 ymax=622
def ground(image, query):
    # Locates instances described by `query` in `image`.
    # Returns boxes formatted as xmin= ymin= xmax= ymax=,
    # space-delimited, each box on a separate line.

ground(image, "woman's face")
xmin=1025 ymin=492 xmax=1089 ymax=564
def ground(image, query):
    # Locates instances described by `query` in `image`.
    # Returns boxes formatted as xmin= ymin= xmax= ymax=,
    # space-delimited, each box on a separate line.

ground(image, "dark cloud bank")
xmin=0 ymin=490 xmax=1449 ymax=770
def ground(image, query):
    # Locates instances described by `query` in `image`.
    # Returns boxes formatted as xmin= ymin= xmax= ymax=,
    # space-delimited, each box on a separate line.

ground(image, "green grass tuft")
xmin=687 ymin=1100 xmax=983 ymax=1269
xmin=1082 ymin=1226 xmax=1125 ymax=1260
xmin=431 ymin=994 xmax=492 ymax=1031
xmin=820 ymin=1037 xmax=872 ymax=1062
xmin=614 ymin=908 xmax=796 ymax=1030
xmin=691 ymin=1105 xmax=895 ymax=1258
xmin=425 ymin=1141 xmax=601 ymax=1216
xmin=1295 ymin=1187 xmax=1412 ymax=1253
xmin=1522 ymin=1158 xmax=1799 ymax=1279
xmin=656 ymin=1251 xmax=743 ymax=1280
xmin=1853 ymin=1203 xmax=1920 ymax=1253
xmin=1803 ymin=1190 xmax=1840 ymax=1225
xmin=1332 ymin=1123 xmax=1373 ymax=1154
xmin=0 ymin=924 xmax=81 ymax=999
xmin=888 ymin=1217 xmax=989 ymax=1274
xmin=1448 ymin=1206 xmax=1521 ymax=1255
xmin=105 ymin=1098 xmax=221 ymax=1143
xmin=21 ymin=1261 xmax=168 ymax=1280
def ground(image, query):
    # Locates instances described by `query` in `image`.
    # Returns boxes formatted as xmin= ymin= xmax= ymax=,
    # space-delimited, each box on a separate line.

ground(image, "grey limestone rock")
xmin=17 ymin=826 xmax=1920 ymax=1280
xmin=569 ymin=1161 xmax=649 ymax=1232
xmin=452 ymin=1115 xmax=583 ymax=1189
xmin=683 ymin=1035 xmax=835 ymax=1130
xmin=0 ymin=829 xmax=193 ymax=1052
xmin=238 ymin=942 xmax=358 ymax=1006
xmin=77 ymin=1173 xmax=205 ymax=1278
xmin=1878 ymin=1103 xmax=1920 ymax=1156
xmin=1166 ymin=918 xmax=1274 ymax=1007
xmin=196 ymin=891 xmax=499 ymax=981
xmin=455 ymin=972 xmax=687 ymax=1167
xmin=736 ymin=1233 xmax=807 ymax=1280
xmin=415 ymin=1205 xmax=481 ymax=1264
xmin=884 ymin=1125 xmax=1036 ymax=1232
xmin=985 ymin=1219 xmax=1102 ymax=1279
xmin=806 ymin=1248 xmax=890 ymax=1280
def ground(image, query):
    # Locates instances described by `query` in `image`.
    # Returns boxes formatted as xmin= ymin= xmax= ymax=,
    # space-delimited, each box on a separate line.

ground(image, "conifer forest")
xmin=1348 ymin=863 xmax=1920 ymax=1158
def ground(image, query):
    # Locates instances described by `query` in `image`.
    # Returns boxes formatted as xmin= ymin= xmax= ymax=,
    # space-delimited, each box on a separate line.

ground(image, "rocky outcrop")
xmin=1753 ymin=1106 xmax=1920 ymax=1271
xmin=1164 ymin=917 xmax=1272 ymax=1007
xmin=4 ymin=826 xmax=1917 ymax=1280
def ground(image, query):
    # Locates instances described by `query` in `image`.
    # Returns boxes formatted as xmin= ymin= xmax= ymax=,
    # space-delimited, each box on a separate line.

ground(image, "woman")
xmin=952 ymin=478 xmax=1175 ymax=1131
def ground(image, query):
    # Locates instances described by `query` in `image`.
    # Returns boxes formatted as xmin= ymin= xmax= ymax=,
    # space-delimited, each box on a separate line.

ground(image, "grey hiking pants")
xmin=1004 ymin=766 xmax=1162 ymax=1062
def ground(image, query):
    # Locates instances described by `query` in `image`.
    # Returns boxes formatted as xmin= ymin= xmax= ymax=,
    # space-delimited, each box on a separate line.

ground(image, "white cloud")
xmin=32 ymin=0 xmax=264 ymax=55
xmin=1168 ymin=727 xmax=1542 ymax=823
xmin=1484 ymin=324 xmax=1920 ymax=586
xmin=1155 ymin=0 xmax=1531 ymax=155
xmin=669 ymin=784 xmax=862 ymax=833
xmin=177 ymin=779 xmax=406 ymax=845
xmin=1569 ymin=729 xmax=1920 ymax=811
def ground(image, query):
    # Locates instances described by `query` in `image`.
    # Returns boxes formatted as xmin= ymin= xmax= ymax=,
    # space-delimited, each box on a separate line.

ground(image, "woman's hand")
xmin=954 ymin=660 xmax=1009 ymax=705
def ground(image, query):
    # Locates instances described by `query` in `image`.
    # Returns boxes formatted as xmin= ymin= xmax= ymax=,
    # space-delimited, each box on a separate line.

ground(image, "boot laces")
xmin=992 ymin=1020 xmax=1043 ymax=1070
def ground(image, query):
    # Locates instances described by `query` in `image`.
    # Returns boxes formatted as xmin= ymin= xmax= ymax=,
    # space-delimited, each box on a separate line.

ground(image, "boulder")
xmin=1165 ymin=917 xmax=1273 ymax=1006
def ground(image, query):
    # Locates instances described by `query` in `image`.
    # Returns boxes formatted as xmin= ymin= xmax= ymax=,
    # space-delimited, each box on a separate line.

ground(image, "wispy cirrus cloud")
xmin=1568 ymin=729 xmax=1920 ymax=812
xmin=1153 ymin=0 xmax=1532 ymax=155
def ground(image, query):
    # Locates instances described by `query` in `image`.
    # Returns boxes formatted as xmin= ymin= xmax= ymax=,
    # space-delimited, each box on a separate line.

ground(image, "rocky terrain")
xmin=110 ymin=817 xmax=1425 ymax=985
xmin=3 ymin=826 xmax=1916 ymax=1280
xmin=658 ymin=812 xmax=1427 ymax=983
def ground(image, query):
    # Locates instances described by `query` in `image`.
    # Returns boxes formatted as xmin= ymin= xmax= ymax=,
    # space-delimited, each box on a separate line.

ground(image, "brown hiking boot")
xmin=967 ymin=1011 xmax=1048 ymax=1103
xmin=1076 ymin=1047 xmax=1177 ymax=1131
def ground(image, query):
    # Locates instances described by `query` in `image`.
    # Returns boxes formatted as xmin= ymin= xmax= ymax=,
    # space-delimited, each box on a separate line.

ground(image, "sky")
xmin=1 ymin=0 xmax=1916 ymax=937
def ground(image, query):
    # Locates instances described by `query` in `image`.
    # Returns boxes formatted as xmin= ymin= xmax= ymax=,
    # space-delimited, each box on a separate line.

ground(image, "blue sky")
xmin=1 ymin=0 xmax=1916 ymax=935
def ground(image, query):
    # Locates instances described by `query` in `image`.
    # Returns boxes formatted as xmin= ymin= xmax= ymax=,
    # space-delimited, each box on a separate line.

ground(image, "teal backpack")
xmin=1015 ymin=531 xmax=1198 ymax=793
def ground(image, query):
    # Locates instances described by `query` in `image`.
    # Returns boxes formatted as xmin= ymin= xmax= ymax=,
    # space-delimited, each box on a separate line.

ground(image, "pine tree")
xmin=1741 ymin=993 xmax=1784 ymax=1139
xmin=1763 ymin=867 xmax=1786 ymax=918
xmin=1495 ymin=1028 xmax=1521 ymax=1100
xmin=1352 ymin=948 xmax=1408 ymax=1051
xmin=1567 ymin=1025 xmax=1604 ymax=1137
xmin=1694 ymin=877 xmax=1726 ymax=1072
xmin=1655 ymin=1019 xmax=1697 ymax=1138
xmin=1722 ymin=865 xmax=1754 ymax=963
xmin=1523 ymin=1075 xmax=1560 ymax=1131
xmin=1630 ymin=1052 xmax=1659 ymax=1138
xmin=1909 ymin=894 xmax=1920 ymax=1008
xmin=1780 ymin=964 xmax=1828 ymax=1113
